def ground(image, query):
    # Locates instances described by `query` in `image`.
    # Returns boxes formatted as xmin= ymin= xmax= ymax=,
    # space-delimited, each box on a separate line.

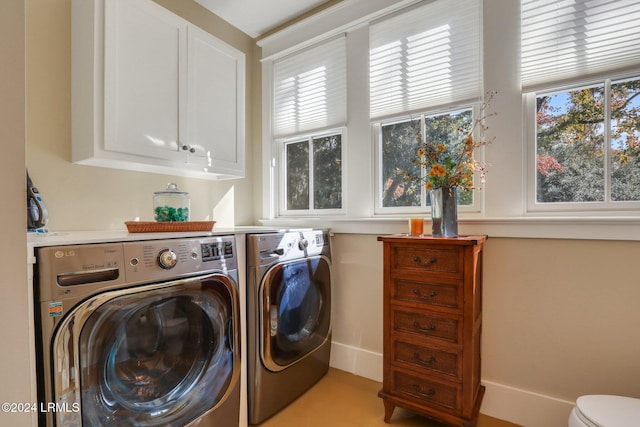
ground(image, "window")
xmin=533 ymin=77 xmax=640 ymax=206
xmin=377 ymin=108 xmax=476 ymax=212
xmin=283 ymin=132 xmax=342 ymax=212
xmin=522 ymin=0 xmax=640 ymax=211
xmin=370 ymin=0 xmax=482 ymax=214
xmin=272 ymin=37 xmax=346 ymax=215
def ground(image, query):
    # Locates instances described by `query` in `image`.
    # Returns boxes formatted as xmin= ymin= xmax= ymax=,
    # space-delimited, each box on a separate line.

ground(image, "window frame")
xmin=525 ymin=75 xmax=640 ymax=214
xmin=277 ymin=128 xmax=346 ymax=217
xmin=373 ymin=103 xmax=484 ymax=216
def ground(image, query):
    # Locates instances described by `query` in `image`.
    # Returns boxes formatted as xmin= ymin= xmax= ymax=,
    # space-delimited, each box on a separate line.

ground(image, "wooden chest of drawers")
xmin=378 ymin=235 xmax=486 ymax=427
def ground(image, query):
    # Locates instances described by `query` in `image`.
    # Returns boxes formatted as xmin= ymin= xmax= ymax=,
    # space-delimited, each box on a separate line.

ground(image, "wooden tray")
xmin=125 ymin=221 xmax=216 ymax=233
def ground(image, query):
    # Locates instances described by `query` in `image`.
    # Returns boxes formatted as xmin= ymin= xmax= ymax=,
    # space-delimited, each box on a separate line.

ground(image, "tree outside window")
xmin=535 ymin=78 xmax=640 ymax=204
xmin=284 ymin=133 xmax=342 ymax=212
xmin=380 ymin=109 xmax=474 ymax=209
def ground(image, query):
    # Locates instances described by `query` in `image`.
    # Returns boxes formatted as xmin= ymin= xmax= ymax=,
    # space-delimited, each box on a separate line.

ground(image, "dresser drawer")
xmin=392 ymin=369 xmax=460 ymax=413
xmin=394 ymin=309 xmax=460 ymax=344
xmin=394 ymin=279 xmax=460 ymax=310
xmin=392 ymin=246 xmax=461 ymax=276
xmin=393 ymin=340 xmax=460 ymax=380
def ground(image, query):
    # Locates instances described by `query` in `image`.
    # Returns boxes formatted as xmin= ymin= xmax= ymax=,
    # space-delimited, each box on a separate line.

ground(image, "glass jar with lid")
xmin=154 ymin=183 xmax=190 ymax=222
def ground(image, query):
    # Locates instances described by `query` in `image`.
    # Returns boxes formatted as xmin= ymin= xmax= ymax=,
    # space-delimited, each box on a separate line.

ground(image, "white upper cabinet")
xmin=103 ymin=0 xmax=186 ymax=162
xmin=187 ymin=24 xmax=245 ymax=176
xmin=72 ymin=0 xmax=245 ymax=179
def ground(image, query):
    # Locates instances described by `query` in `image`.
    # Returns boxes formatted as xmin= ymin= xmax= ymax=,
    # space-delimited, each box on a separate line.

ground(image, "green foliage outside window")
xmin=536 ymin=78 xmax=640 ymax=203
xmin=381 ymin=110 xmax=474 ymax=208
xmin=285 ymin=134 xmax=342 ymax=211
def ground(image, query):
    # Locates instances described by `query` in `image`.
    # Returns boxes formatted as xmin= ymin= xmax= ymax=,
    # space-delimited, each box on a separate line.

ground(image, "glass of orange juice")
xmin=408 ymin=217 xmax=424 ymax=236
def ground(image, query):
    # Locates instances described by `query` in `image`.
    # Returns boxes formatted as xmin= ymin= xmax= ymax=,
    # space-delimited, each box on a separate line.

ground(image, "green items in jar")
xmin=154 ymin=205 xmax=190 ymax=222
xmin=154 ymin=183 xmax=190 ymax=222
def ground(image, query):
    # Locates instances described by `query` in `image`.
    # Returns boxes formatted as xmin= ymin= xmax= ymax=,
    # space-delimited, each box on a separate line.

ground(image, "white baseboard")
xmin=330 ymin=341 xmax=383 ymax=382
xmin=329 ymin=341 xmax=576 ymax=427
xmin=480 ymin=380 xmax=575 ymax=427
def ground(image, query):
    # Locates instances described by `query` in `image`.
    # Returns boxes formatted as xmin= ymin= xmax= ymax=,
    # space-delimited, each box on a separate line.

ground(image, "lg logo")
xmin=54 ymin=250 xmax=76 ymax=258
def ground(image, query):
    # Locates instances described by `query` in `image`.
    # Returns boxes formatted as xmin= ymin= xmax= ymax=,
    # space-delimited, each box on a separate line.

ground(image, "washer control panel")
xmin=157 ymin=248 xmax=178 ymax=269
xmin=35 ymin=235 xmax=237 ymax=302
xmin=123 ymin=235 xmax=237 ymax=282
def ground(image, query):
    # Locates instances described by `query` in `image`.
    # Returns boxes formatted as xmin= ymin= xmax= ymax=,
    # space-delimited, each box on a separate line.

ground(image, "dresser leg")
xmin=383 ymin=399 xmax=395 ymax=423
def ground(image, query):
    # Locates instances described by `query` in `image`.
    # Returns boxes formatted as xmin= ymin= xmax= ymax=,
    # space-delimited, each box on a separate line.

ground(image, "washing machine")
xmin=34 ymin=235 xmax=241 ymax=427
xmin=246 ymin=229 xmax=332 ymax=424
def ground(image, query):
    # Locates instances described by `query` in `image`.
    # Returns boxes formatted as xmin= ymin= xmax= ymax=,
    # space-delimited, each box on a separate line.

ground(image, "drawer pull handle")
xmin=413 ymin=352 xmax=436 ymax=365
xmin=412 ymin=384 xmax=436 ymax=397
xmin=413 ymin=321 xmax=436 ymax=331
xmin=413 ymin=256 xmax=437 ymax=266
xmin=412 ymin=289 xmax=437 ymax=298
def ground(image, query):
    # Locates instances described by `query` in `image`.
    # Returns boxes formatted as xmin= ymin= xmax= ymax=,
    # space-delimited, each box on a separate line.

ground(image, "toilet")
xmin=569 ymin=395 xmax=640 ymax=427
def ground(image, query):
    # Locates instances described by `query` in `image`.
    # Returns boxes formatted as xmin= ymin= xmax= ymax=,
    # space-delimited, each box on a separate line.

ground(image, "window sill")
xmin=259 ymin=216 xmax=640 ymax=241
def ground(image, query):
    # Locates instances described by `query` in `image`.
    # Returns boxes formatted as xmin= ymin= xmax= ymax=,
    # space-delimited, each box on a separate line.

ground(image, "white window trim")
xmin=524 ymin=79 xmax=640 ymax=215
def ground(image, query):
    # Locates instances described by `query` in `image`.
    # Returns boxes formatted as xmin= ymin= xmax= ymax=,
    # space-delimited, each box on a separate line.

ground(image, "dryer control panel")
xmin=248 ymin=230 xmax=330 ymax=268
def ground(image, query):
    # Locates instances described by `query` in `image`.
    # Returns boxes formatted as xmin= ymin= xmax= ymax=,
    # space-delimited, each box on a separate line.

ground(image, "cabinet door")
xmin=103 ymin=0 xmax=186 ymax=161
xmin=187 ymin=25 xmax=245 ymax=176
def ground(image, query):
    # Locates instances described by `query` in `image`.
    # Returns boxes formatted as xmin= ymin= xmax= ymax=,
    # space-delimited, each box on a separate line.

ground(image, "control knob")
xmin=158 ymin=248 xmax=178 ymax=269
xmin=298 ymin=239 xmax=309 ymax=250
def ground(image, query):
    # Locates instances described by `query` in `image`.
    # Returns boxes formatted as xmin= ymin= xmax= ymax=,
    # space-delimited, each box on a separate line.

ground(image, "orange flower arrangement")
xmin=409 ymin=91 xmax=496 ymax=192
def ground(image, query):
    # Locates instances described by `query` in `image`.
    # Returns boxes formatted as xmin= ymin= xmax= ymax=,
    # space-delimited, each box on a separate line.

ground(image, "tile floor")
xmin=258 ymin=368 xmax=521 ymax=427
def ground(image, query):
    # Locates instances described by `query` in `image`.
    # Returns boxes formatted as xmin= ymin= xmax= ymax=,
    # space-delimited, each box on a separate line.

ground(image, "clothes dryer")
xmin=246 ymin=230 xmax=332 ymax=424
xmin=34 ymin=235 xmax=241 ymax=427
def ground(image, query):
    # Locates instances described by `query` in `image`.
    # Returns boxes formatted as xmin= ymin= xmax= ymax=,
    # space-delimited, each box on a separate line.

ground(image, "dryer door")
xmin=50 ymin=273 xmax=239 ymax=427
xmin=260 ymin=255 xmax=331 ymax=371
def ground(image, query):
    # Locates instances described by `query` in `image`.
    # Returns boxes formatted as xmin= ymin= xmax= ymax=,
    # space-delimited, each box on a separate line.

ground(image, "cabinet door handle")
xmin=181 ymin=144 xmax=196 ymax=153
xmin=413 ymin=321 xmax=436 ymax=331
xmin=413 ymin=256 xmax=437 ymax=266
xmin=412 ymin=384 xmax=436 ymax=397
xmin=413 ymin=352 xmax=436 ymax=365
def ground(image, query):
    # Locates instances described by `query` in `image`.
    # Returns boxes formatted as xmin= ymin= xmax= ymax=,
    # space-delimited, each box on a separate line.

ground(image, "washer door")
xmin=51 ymin=274 xmax=239 ymax=427
xmin=260 ymin=255 xmax=331 ymax=371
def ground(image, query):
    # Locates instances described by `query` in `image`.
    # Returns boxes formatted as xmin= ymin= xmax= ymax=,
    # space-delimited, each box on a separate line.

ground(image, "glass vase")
xmin=429 ymin=186 xmax=458 ymax=238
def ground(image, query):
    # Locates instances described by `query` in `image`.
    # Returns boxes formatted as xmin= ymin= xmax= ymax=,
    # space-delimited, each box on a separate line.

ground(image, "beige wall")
xmin=26 ymin=0 xmax=260 ymax=231
xmin=331 ymin=234 xmax=384 ymax=352
xmin=0 ymin=0 xmax=35 ymax=425
xmin=483 ymin=237 xmax=640 ymax=399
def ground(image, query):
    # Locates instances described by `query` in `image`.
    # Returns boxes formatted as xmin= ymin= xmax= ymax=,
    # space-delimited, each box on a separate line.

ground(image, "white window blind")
xmin=273 ymin=36 xmax=347 ymax=138
xmin=521 ymin=0 xmax=640 ymax=91
xmin=369 ymin=0 xmax=482 ymax=120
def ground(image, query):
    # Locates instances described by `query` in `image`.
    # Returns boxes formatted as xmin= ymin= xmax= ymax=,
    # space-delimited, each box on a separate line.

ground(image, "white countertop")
xmin=27 ymin=226 xmax=285 ymax=246
xmin=26 ymin=226 xmax=286 ymax=262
